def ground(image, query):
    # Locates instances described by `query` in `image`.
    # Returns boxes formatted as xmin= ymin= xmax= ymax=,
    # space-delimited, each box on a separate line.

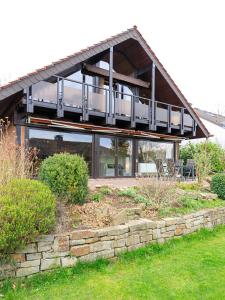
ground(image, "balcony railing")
xmin=30 ymin=76 xmax=195 ymax=133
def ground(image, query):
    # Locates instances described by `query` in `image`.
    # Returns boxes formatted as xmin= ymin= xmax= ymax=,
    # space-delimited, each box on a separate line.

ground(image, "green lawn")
xmin=2 ymin=226 xmax=225 ymax=300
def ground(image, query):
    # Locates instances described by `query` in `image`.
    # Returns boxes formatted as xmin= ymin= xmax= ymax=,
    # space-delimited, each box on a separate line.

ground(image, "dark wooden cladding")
xmin=83 ymin=63 xmax=150 ymax=89
xmin=0 ymin=27 xmax=209 ymax=139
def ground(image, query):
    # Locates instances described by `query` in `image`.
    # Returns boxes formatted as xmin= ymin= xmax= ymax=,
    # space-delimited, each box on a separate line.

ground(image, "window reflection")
xmin=29 ymin=129 xmax=93 ymax=174
xmin=118 ymin=138 xmax=132 ymax=176
xmin=99 ymin=137 xmax=116 ymax=177
xmin=138 ymin=140 xmax=174 ymax=176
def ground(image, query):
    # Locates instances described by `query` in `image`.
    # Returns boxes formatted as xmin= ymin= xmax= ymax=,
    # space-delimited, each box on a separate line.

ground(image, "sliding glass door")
xmin=117 ymin=138 xmax=133 ymax=176
xmin=99 ymin=136 xmax=116 ymax=177
xmin=97 ymin=136 xmax=133 ymax=177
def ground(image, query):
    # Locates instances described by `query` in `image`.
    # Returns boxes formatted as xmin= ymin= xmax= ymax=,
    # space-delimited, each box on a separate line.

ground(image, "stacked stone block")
xmin=1 ymin=207 xmax=225 ymax=279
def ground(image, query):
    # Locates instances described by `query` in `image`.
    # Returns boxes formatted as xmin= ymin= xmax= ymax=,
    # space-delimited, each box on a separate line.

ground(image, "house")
xmin=0 ymin=26 xmax=209 ymax=178
xmin=194 ymin=108 xmax=225 ymax=147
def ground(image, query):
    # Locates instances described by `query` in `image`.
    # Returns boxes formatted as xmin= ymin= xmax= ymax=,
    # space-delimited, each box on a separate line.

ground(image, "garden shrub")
xmin=179 ymin=142 xmax=196 ymax=165
xmin=194 ymin=143 xmax=212 ymax=183
xmin=177 ymin=182 xmax=201 ymax=191
xmin=39 ymin=153 xmax=89 ymax=204
xmin=0 ymin=179 xmax=56 ymax=256
xmin=117 ymin=187 xmax=138 ymax=198
xmin=0 ymin=118 xmax=38 ymax=185
xmin=211 ymin=174 xmax=225 ymax=200
xmin=99 ymin=186 xmax=112 ymax=195
xmin=91 ymin=192 xmax=103 ymax=202
xmin=180 ymin=141 xmax=225 ymax=173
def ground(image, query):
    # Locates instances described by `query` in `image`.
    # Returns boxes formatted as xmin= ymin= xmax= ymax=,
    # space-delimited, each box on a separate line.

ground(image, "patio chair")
xmin=183 ymin=159 xmax=196 ymax=180
xmin=175 ymin=159 xmax=184 ymax=180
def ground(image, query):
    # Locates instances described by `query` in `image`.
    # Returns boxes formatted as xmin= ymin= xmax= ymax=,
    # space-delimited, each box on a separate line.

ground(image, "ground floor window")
xmin=137 ymin=140 xmax=174 ymax=176
xmin=28 ymin=127 xmax=175 ymax=178
xmin=118 ymin=138 xmax=133 ymax=177
xmin=99 ymin=136 xmax=116 ymax=177
xmin=98 ymin=136 xmax=133 ymax=177
xmin=28 ymin=128 xmax=93 ymax=173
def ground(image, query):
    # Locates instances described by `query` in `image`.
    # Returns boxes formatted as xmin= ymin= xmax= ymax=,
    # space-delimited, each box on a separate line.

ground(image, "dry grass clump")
xmin=140 ymin=178 xmax=178 ymax=210
xmin=0 ymin=118 xmax=38 ymax=185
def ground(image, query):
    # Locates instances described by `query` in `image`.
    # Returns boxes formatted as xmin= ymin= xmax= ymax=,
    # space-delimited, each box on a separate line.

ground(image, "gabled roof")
xmin=0 ymin=26 xmax=210 ymax=137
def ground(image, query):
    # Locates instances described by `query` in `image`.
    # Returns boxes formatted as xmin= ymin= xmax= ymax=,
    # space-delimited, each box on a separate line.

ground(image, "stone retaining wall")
xmin=1 ymin=207 xmax=225 ymax=280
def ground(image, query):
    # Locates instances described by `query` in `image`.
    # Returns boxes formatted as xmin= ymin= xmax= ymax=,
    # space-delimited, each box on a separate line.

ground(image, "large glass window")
xmin=118 ymin=138 xmax=133 ymax=176
xmin=98 ymin=136 xmax=133 ymax=177
xmin=99 ymin=137 xmax=116 ymax=177
xmin=29 ymin=128 xmax=93 ymax=174
xmin=137 ymin=140 xmax=174 ymax=176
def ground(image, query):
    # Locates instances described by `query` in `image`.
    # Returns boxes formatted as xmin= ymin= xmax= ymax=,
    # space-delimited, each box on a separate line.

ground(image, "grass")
xmin=1 ymin=226 xmax=225 ymax=299
xmin=160 ymin=196 xmax=225 ymax=217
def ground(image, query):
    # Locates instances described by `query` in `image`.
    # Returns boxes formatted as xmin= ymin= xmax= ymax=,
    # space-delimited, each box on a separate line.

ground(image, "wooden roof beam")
xmin=83 ymin=63 xmax=150 ymax=88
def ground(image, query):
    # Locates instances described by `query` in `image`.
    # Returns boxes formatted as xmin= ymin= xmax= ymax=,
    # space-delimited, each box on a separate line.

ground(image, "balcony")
xmin=29 ymin=76 xmax=196 ymax=135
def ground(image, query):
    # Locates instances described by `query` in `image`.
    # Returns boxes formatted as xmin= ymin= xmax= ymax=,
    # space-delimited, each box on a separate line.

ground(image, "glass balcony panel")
xmin=184 ymin=113 xmax=193 ymax=127
xmin=88 ymin=91 xmax=106 ymax=112
xmin=32 ymin=81 xmax=57 ymax=103
xmin=171 ymin=110 xmax=181 ymax=126
xmin=63 ymin=85 xmax=82 ymax=108
xmin=156 ymin=106 xmax=168 ymax=123
xmin=115 ymin=98 xmax=131 ymax=117
xmin=135 ymin=102 xmax=148 ymax=119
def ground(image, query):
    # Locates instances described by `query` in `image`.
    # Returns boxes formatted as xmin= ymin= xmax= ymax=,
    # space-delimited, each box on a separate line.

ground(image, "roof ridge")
xmin=0 ymin=26 xmax=136 ymax=91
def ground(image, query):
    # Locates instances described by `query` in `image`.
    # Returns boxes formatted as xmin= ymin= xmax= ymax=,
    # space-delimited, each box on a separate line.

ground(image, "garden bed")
xmin=54 ymin=180 xmax=225 ymax=233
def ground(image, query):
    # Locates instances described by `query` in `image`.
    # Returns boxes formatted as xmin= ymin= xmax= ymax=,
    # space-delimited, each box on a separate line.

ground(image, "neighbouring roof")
xmin=195 ymin=108 xmax=225 ymax=129
xmin=0 ymin=26 xmax=210 ymax=138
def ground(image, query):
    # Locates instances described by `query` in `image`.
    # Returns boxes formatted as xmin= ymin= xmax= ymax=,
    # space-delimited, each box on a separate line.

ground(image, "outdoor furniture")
xmin=155 ymin=159 xmax=166 ymax=178
xmin=183 ymin=159 xmax=196 ymax=180
xmin=166 ymin=159 xmax=176 ymax=178
xmin=175 ymin=159 xmax=184 ymax=180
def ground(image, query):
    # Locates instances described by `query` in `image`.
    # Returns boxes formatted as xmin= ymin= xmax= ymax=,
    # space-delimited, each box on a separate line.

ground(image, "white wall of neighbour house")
xmin=182 ymin=118 xmax=225 ymax=148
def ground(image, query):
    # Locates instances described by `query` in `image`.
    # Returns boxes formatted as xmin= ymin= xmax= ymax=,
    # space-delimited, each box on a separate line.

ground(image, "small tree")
xmin=180 ymin=142 xmax=196 ymax=165
xmin=180 ymin=141 xmax=225 ymax=173
xmin=194 ymin=142 xmax=212 ymax=183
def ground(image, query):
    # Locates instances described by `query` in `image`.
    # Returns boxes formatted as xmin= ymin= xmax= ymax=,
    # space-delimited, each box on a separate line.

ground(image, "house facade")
xmin=0 ymin=27 xmax=209 ymax=178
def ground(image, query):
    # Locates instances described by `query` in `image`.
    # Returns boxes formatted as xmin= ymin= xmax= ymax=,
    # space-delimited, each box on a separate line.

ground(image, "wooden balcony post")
xmin=168 ymin=105 xmax=172 ymax=133
xmin=131 ymin=95 xmax=136 ymax=128
xmin=26 ymin=86 xmax=33 ymax=113
xmin=82 ymin=74 xmax=89 ymax=121
xmin=57 ymin=77 xmax=64 ymax=118
xmin=150 ymin=62 xmax=156 ymax=130
xmin=180 ymin=107 xmax=184 ymax=135
xmin=107 ymin=46 xmax=115 ymax=125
